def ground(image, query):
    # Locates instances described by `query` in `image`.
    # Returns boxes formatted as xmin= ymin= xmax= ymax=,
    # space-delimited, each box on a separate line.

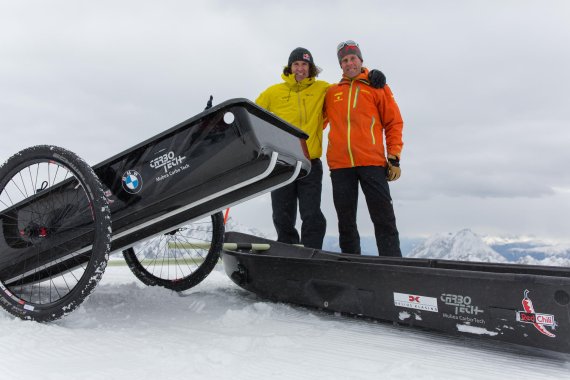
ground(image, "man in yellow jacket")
xmin=256 ymin=48 xmax=328 ymax=249
xmin=324 ymin=40 xmax=404 ymax=257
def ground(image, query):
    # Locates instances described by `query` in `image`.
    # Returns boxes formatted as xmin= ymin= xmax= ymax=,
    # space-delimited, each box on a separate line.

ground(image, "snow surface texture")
xmin=2 ymin=266 xmax=569 ymax=380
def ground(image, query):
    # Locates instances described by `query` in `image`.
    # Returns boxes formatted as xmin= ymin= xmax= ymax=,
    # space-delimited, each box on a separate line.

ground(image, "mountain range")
xmin=406 ymin=229 xmax=508 ymax=262
xmin=225 ymin=220 xmax=569 ymax=267
xmin=113 ymin=217 xmax=570 ymax=267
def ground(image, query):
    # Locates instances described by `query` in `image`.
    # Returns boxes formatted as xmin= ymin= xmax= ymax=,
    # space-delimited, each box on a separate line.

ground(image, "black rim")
xmin=0 ymin=156 xmax=100 ymax=308
xmin=123 ymin=213 xmax=223 ymax=291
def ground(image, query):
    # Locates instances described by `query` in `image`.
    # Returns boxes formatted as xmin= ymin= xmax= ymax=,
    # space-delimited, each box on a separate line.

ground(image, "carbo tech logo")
xmin=122 ymin=170 xmax=143 ymax=194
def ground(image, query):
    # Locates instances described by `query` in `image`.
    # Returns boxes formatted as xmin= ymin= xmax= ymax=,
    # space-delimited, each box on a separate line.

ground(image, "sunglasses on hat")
xmin=337 ymin=40 xmax=359 ymax=52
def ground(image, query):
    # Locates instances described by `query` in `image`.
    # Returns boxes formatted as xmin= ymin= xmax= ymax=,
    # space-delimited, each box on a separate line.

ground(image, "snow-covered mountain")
xmin=407 ymin=229 xmax=507 ymax=263
xmin=406 ymin=229 xmax=570 ymax=266
xmin=224 ymin=217 xmax=271 ymax=238
xmin=118 ymin=215 xmax=569 ymax=267
xmin=323 ymin=235 xmax=424 ymax=256
xmin=483 ymin=234 xmax=570 ymax=263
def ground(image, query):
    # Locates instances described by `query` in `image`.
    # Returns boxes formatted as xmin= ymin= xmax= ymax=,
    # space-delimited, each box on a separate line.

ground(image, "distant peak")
xmin=408 ymin=229 xmax=506 ymax=263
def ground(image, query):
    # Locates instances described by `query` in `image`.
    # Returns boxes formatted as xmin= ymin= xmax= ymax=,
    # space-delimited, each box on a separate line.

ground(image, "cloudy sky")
xmin=2 ymin=0 xmax=569 ymax=243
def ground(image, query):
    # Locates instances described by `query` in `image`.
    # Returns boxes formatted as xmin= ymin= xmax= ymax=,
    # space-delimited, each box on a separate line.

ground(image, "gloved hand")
xmin=368 ymin=69 xmax=386 ymax=89
xmin=386 ymin=154 xmax=401 ymax=181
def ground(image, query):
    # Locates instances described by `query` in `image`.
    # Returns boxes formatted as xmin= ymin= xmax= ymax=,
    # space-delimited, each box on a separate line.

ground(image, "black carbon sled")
xmin=222 ymin=232 xmax=570 ymax=356
xmin=0 ymin=98 xmax=311 ymax=321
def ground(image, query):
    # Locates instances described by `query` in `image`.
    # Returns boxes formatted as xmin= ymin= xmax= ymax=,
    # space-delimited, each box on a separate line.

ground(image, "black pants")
xmin=330 ymin=166 xmax=401 ymax=257
xmin=271 ymin=158 xmax=326 ymax=249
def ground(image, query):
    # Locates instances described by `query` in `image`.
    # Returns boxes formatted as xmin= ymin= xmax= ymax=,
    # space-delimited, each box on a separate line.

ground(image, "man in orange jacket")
xmin=324 ymin=40 xmax=404 ymax=257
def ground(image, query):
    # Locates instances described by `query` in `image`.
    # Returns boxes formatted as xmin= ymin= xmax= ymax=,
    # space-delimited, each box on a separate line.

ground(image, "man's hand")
xmin=386 ymin=154 xmax=401 ymax=181
xmin=368 ymin=69 xmax=386 ymax=89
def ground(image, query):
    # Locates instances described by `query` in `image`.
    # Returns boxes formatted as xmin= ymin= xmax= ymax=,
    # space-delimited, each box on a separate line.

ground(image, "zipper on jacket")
xmin=296 ymin=85 xmax=303 ymax=128
xmin=303 ymin=98 xmax=308 ymax=127
xmin=353 ymin=86 xmax=360 ymax=108
xmin=370 ymin=117 xmax=376 ymax=145
xmin=346 ymin=80 xmax=355 ymax=167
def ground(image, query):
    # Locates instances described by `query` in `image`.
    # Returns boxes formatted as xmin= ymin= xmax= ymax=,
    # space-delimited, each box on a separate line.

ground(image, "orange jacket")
xmin=324 ymin=68 xmax=403 ymax=170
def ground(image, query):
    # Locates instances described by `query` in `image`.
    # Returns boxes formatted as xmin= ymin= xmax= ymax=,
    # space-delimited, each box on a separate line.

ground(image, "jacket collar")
xmin=339 ymin=67 xmax=370 ymax=85
xmin=281 ymin=73 xmax=315 ymax=91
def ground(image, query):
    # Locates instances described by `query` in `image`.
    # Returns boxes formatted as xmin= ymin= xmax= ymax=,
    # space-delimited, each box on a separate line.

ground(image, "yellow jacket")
xmin=256 ymin=73 xmax=330 ymax=159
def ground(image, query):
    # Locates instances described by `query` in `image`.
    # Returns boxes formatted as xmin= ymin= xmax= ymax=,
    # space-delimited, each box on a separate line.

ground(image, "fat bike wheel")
xmin=0 ymin=145 xmax=111 ymax=322
xmin=122 ymin=212 xmax=224 ymax=292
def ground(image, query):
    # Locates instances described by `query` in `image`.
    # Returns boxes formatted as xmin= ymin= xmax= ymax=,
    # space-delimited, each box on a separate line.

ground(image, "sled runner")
xmin=222 ymin=232 xmax=570 ymax=356
xmin=0 ymin=98 xmax=310 ymax=321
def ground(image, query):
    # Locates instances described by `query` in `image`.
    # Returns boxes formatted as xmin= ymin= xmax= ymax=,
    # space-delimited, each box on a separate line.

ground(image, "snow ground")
xmin=1 ymin=264 xmax=569 ymax=380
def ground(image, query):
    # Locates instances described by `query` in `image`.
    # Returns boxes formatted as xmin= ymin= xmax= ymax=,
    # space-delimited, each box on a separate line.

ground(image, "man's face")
xmin=291 ymin=61 xmax=309 ymax=82
xmin=340 ymin=54 xmax=362 ymax=79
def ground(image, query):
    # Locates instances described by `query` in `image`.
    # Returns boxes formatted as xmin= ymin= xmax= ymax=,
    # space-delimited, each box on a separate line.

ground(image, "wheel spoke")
xmin=122 ymin=213 xmax=223 ymax=291
xmin=0 ymin=146 xmax=111 ymax=321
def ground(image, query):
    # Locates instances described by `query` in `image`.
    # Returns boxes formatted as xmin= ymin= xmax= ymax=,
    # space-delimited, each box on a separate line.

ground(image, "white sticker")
xmin=394 ymin=292 xmax=438 ymax=313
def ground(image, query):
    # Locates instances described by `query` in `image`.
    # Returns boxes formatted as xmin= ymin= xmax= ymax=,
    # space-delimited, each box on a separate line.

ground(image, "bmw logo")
xmin=122 ymin=170 xmax=143 ymax=194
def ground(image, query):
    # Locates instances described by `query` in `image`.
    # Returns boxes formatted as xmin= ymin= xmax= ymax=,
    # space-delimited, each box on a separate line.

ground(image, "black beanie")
xmin=288 ymin=47 xmax=314 ymax=67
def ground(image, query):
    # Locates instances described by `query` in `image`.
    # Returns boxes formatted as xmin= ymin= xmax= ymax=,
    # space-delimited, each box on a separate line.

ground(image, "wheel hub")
xmin=20 ymin=222 xmax=48 ymax=239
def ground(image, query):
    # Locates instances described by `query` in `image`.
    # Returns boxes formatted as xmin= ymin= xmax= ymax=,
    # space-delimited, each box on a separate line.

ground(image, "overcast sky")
xmin=1 ymin=0 xmax=569 ymax=243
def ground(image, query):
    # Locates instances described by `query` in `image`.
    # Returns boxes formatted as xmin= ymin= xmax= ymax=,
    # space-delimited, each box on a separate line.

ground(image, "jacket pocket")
xmin=370 ymin=117 xmax=376 ymax=145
